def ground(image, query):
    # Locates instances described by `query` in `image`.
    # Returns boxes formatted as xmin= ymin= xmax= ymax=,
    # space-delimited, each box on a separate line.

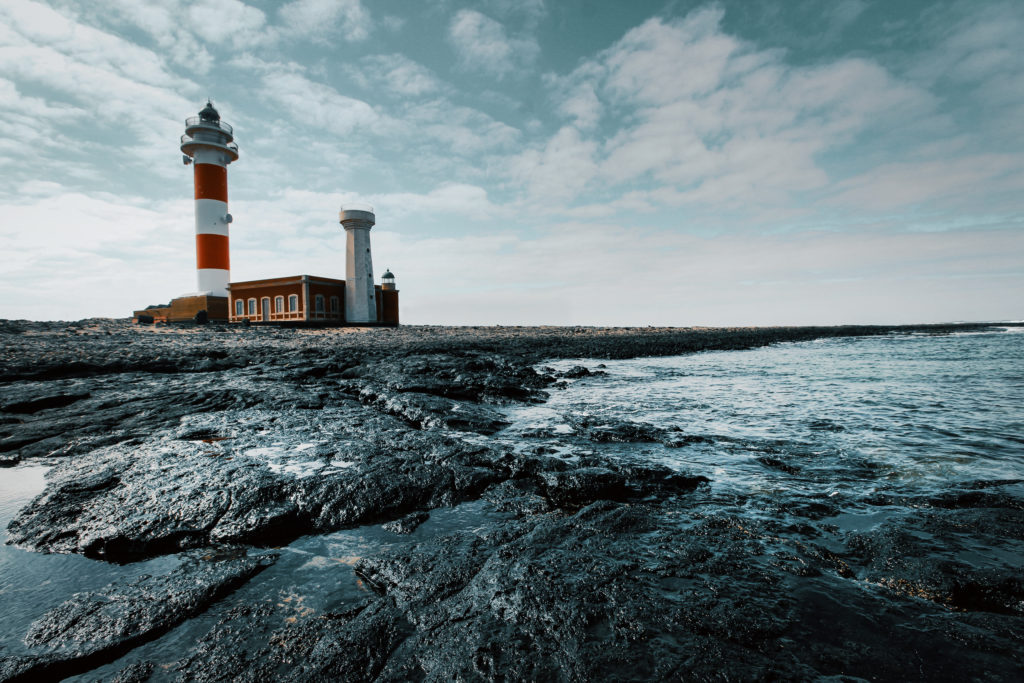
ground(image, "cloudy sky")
xmin=1 ymin=0 xmax=1022 ymax=325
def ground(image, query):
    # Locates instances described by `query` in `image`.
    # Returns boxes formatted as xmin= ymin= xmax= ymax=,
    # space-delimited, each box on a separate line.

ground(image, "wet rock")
xmin=110 ymin=659 xmax=155 ymax=683
xmin=483 ymin=479 xmax=552 ymax=516
xmin=382 ymin=511 xmax=429 ymax=534
xmin=566 ymin=415 xmax=668 ymax=443
xmin=0 ymin=392 xmax=90 ymax=414
xmin=660 ymin=432 xmax=714 ymax=447
xmin=844 ymin=504 xmax=1024 ymax=616
xmin=350 ymin=501 xmax=802 ymax=680
xmin=538 ymin=467 xmax=631 ymax=506
xmin=353 ymin=385 xmax=510 ymax=434
xmin=5 ymin=405 xmax=516 ymax=561
xmin=757 ymin=455 xmax=802 ymax=474
xmin=358 ymin=353 xmax=550 ymax=404
xmin=1 ymin=551 xmax=275 ymax=683
xmin=163 ymin=598 xmax=411 ymax=683
xmin=557 ymin=365 xmax=606 ymax=379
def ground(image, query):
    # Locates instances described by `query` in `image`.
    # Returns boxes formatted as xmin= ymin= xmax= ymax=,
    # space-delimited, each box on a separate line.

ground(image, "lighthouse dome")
xmin=382 ymin=270 xmax=395 ymax=279
xmin=198 ymin=101 xmax=220 ymax=122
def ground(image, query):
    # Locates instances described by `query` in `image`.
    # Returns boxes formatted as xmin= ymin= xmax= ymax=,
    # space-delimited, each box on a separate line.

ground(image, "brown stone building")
xmin=227 ymin=273 xmax=399 ymax=325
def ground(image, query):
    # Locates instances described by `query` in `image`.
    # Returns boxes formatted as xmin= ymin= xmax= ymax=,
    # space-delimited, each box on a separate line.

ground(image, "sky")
xmin=1 ymin=0 xmax=1022 ymax=325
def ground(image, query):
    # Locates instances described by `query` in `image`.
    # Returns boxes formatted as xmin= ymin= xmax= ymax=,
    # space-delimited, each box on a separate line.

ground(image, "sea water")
xmin=501 ymin=328 xmax=1024 ymax=503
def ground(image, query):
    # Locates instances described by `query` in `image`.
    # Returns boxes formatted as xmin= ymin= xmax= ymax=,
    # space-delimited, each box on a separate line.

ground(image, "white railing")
xmin=339 ymin=202 xmax=374 ymax=214
xmin=185 ymin=116 xmax=233 ymax=135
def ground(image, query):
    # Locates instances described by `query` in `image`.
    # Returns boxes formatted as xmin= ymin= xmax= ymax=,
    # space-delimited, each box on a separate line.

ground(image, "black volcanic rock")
xmin=0 ymin=551 xmax=275 ymax=683
xmin=5 ymin=404 xmax=513 ymax=561
xmin=1 ymin=320 xmax=1021 ymax=681
xmin=382 ymin=511 xmax=430 ymax=534
xmin=352 ymin=384 xmax=511 ymax=434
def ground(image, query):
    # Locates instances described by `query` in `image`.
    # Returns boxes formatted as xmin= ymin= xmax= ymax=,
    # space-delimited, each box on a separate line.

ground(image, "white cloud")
xmin=0 ymin=77 xmax=86 ymax=122
xmin=447 ymin=9 xmax=539 ymax=79
xmin=828 ymin=153 xmax=1024 ymax=211
xmin=482 ymin=0 xmax=547 ymax=29
xmin=351 ymin=220 xmax=1024 ymax=326
xmin=524 ymin=7 xmax=939 ymax=213
xmin=279 ymin=0 xmax=372 ymax=42
xmin=187 ymin=0 xmax=269 ymax=47
xmin=507 ymin=127 xmax=599 ymax=202
xmin=0 ymin=0 xmax=191 ymax=87
xmin=349 ymin=54 xmax=441 ymax=96
xmin=910 ymin=2 xmax=1024 ymax=146
xmin=99 ymin=0 xmax=215 ymax=73
xmin=0 ymin=0 xmax=199 ymax=179
xmin=401 ymin=99 xmax=520 ymax=157
xmin=367 ymin=183 xmax=500 ymax=220
xmin=259 ymin=70 xmax=382 ymax=136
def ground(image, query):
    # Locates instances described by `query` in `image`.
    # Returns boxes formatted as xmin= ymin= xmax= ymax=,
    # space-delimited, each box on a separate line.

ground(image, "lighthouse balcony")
xmin=180 ymin=134 xmax=239 ymax=160
xmin=184 ymin=116 xmax=233 ymax=137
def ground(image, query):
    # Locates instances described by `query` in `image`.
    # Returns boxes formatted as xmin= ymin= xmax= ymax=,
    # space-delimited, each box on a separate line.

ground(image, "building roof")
xmin=198 ymin=101 xmax=220 ymax=122
xmin=228 ymin=274 xmax=346 ymax=289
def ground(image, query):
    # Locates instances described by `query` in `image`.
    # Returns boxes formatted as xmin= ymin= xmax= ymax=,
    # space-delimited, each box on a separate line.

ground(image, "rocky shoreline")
xmin=1 ymin=320 xmax=1021 ymax=681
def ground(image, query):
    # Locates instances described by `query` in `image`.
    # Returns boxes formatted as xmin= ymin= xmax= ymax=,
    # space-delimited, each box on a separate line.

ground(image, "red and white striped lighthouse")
xmin=180 ymin=101 xmax=238 ymax=297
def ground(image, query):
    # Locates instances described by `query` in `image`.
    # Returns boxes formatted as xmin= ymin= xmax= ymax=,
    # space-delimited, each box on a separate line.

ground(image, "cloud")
xmin=447 ymin=9 xmax=539 ymax=79
xmin=828 ymin=153 xmax=1024 ymax=211
xmin=400 ymin=99 xmax=520 ymax=157
xmin=353 ymin=219 xmax=1024 ymax=326
xmin=259 ymin=69 xmax=382 ymax=136
xmin=0 ymin=0 xmax=192 ymax=87
xmin=0 ymin=189 xmax=195 ymax=320
xmin=0 ymin=77 xmax=86 ymax=122
xmin=348 ymin=54 xmax=442 ymax=96
xmin=0 ymin=0 xmax=199 ymax=182
xmin=366 ymin=183 xmax=500 ymax=220
xmin=520 ymin=6 xmax=939 ymax=214
xmin=2 ymin=179 xmax=1021 ymax=324
xmin=910 ymin=1 xmax=1024 ymax=147
xmin=279 ymin=0 xmax=372 ymax=42
xmin=507 ymin=127 xmax=599 ymax=202
xmin=187 ymin=0 xmax=269 ymax=47
xmin=481 ymin=0 xmax=547 ymax=29
xmin=98 ymin=0 xmax=215 ymax=73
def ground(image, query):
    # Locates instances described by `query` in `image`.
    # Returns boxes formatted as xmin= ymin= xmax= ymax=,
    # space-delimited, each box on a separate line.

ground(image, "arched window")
xmin=289 ymin=294 xmax=298 ymax=312
xmin=248 ymin=298 xmax=256 ymax=316
xmin=315 ymin=294 xmax=325 ymax=312
xmin=234 ymin=299 xmax=243 ymax=316
xmin=275 ymin=296 xmax=284 ymax=313
xmin=330 ymin=296 xmax=339 ymax=313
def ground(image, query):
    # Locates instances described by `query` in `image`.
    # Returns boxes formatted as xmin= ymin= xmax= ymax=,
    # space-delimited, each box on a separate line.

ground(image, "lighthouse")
xmin=339 ymin=204 xmax=377 ymax=322
xmin=180 ymin=101 xmax=238 ymax=297
xmin=132 ymin=102 xmax=399 ymax=326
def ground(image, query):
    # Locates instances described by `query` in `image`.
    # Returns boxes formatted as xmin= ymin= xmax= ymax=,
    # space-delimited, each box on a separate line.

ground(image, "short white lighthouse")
xmin=180 ymin=101 xmax=238 ymax=297
xmin=339 ymin=204 xmax=377 ymax=322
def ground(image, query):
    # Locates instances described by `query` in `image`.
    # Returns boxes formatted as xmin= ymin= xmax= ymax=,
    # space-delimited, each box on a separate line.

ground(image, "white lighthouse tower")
xmin=339 ymin=204 xmax=378 ymax=323
xmin=180 ymin=101 xmax=238 ymax=297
